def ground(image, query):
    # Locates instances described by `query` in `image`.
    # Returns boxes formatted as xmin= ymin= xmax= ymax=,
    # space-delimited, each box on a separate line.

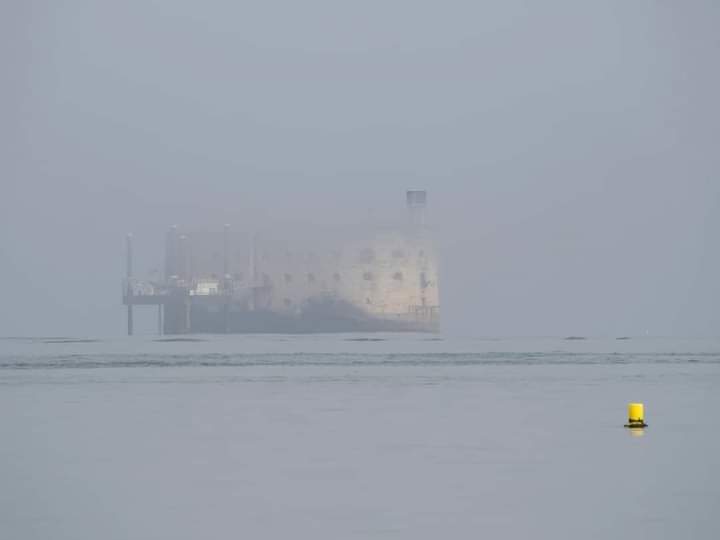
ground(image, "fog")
xmin=2 ymin=1 xmax=719 ymax=337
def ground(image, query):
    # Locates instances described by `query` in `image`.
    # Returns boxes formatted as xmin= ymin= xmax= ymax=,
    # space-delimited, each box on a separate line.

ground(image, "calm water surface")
xmin=2 ymin=335 xmax=719 ymax=539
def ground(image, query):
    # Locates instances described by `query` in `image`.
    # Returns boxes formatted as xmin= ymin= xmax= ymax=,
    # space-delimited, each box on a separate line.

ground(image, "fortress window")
xmin=363 ymin=271 xmax=374 ymax=281
xmin=307 ymin=273 xmax=316 ymax=283
xmin=366 ymin=297 xmax=372 ymax=305
xmin=392 ymin=272 xmax=403 ymax=281
xmin=392 ymin=249 xmax=405 ymax=259
xmin=283 ymin=298 xmax=292 ymax=307
xmin=333 ymin=272 xmax=341 ymax=282
xmin=284 ymin=273 xmax=293 ymax=283
xmin=418 ymin=250 xmax=425 ymax=258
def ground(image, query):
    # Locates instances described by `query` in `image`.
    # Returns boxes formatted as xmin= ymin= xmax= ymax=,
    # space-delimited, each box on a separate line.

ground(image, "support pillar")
xmin=184 ymin=297 xmax=191 ymax=334
xmin=223 ymin=223 xmax=230 ymax=333
xmin=126 ymin=233 xmax=134 ymax=336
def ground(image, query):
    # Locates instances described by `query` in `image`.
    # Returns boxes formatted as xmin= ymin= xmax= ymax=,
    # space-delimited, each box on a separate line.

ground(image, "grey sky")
xmin=2 ymin=0 xmax=719 ymax=337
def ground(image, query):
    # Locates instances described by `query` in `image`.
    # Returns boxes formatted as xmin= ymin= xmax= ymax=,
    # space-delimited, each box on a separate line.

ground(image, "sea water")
xmin=2 ymin=334 xmax=719 ymax=539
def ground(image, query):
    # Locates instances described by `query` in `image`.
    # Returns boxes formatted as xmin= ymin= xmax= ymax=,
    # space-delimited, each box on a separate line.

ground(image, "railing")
xmin=122 ymin=277 xmax=269 ymax=300
xmin=122 ymin=279 xmax=167 ymax=298
xmin=408 ymin=305 xmax=440 ymax=320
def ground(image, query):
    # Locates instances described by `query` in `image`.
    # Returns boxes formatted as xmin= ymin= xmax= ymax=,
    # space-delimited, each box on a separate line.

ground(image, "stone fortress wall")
xmin=162 ymin=191 xmax=439 ymax=330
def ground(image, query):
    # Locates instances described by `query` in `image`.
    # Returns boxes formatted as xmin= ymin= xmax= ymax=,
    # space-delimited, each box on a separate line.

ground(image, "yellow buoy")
xmin=624 ymin=402 xmax=647 ymax=428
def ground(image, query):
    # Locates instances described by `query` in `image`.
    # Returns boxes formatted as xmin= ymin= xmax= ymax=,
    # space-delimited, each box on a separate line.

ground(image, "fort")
xmin=122 ymin=190 xmax=440 ymax=334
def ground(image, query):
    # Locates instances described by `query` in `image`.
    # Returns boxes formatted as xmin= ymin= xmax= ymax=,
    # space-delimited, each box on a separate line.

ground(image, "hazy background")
xmin=2 ymin=0 xmax=719 ymax=337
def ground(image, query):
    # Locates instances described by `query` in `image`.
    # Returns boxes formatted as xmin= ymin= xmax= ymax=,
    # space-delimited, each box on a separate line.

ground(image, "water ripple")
xmin=1 ymin=352 xmax=719 ymax=370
